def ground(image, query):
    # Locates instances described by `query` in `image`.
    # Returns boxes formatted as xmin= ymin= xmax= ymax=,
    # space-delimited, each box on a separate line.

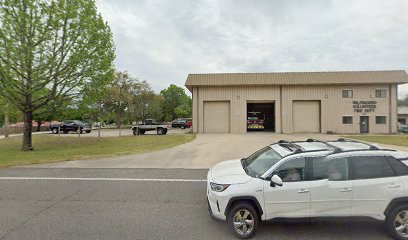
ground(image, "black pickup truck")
xmin=50 ymin=120 xmax=92 ymax=134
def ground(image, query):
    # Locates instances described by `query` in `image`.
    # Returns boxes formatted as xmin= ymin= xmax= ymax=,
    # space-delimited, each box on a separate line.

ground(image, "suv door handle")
xmin=298 ymin=189 xmax=309 ymax=194
xmin=387 ymin=183 xmax=400 ymax=189
xmin=340 ymin=188 xmax=352 ymax=192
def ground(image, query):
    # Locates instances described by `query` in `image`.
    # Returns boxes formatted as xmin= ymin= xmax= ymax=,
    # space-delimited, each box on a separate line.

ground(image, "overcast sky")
xmin=95 ymin=0 xmax=408 ymax=99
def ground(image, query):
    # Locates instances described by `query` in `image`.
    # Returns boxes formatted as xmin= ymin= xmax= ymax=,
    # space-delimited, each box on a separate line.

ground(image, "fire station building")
xmin=185 ymin=70 xmax=408 ymax=134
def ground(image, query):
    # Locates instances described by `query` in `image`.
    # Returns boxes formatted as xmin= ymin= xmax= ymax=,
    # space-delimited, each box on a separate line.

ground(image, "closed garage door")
xmin=203 ymin=101 xmax=230 ymax=133
xmin=293 ymin=101 xmax=320 ymax=133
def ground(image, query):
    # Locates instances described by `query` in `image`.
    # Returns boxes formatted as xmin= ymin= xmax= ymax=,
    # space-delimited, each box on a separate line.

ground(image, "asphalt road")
xmin=0 ymin=168 xmax=393 ymax=240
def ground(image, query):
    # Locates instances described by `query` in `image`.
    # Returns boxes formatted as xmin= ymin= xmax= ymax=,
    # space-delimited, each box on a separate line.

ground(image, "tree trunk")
xmin=36 ymin=122 xmax=42 ymax=132
xmin=22 ymin=111 xmax=34 ymax=151
xmin=116 ymin=110 xmax=121 ymax=129
xmin=4 ymin=102 xmax=9 ymax=138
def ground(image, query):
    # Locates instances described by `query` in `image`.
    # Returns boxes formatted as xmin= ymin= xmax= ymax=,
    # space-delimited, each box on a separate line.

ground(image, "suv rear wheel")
xmin=386 ymin=204 xmax=408 ymax=240
xmin=228 ymin=202 xmax=258 ymax=239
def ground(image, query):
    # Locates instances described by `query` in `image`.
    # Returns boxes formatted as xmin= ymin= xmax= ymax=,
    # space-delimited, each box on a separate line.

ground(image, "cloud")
xmin=96 ymin=0 xmax=408 ymax=98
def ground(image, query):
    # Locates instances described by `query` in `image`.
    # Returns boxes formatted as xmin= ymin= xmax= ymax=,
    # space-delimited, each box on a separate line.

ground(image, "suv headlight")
xmin=210 ymin=182 xmax=230 ymax=192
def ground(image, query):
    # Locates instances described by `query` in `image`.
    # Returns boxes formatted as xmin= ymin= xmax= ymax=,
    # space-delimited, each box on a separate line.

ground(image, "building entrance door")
xmin=360 ymin=116 xmax=369 ymax=133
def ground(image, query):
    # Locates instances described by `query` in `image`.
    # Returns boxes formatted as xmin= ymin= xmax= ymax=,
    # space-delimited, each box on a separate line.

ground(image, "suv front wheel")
xmin=386 ymin=204 xmax=408 ymax=240
xmin=228 ymin=202 xmax=259 ymax=239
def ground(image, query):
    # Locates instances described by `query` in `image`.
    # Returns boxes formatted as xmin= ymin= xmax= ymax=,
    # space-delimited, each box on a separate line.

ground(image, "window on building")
xmin=398 ymin=118 xmax=406 ymax=124
xmin=342 ymin=90 xmax=353 ymax=98
xmin=342 ymin=116 xmax=353 ymax=124
xmin=376 ymin=116 xmax=386 ymax=124
xmin=375 ymin=89 xmax=387 ymax=98
xmin=351 ymin=156 xmax=395 ymax=180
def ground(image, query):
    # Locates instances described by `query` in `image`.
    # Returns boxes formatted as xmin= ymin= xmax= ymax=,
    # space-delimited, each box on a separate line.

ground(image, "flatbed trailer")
xmin=131 ymin=119 xmax=168 ymax=135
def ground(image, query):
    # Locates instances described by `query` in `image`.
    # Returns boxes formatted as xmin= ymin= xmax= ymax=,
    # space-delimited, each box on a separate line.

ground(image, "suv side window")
xmin=351 ymin=156 xmax=395 ymax=180
xmin=310 ymin=156 xmax=329 ymax=180
xmin=328 ymin=157 xmax=349 ymax=181
xmin=386 ymin=156 xmax=408 ymax=176
xmin=275 ymin=157 xmax=306 ymax=182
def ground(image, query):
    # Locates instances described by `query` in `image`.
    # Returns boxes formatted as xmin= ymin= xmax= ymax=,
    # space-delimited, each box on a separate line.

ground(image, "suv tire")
xmin=386 ymin=204 xmax=408 ymax=240
xmin=51 ymin=128 xmax=58 ymax=134
xmin=228 ymin=202 xmax=259 ymax=239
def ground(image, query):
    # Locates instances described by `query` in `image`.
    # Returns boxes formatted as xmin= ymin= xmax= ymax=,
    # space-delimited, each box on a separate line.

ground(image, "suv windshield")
xmin=244 ymin=146 xmax=282 ymax=177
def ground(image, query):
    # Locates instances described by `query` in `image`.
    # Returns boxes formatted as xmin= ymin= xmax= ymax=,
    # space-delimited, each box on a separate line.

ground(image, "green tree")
xmin=160 ymin=84 xmax=192 ymax=121
xmin=398 ymin=95 xmax=408 ymax=106
xmin=0 ymin=0 xmax=115 ymax=150
xmin=104 ymin=71 xmax=140 ymax=128
xmin=132 ymin=88 xmax=164 ymax=122
xmin=0 ymin=96 xmax=21 ymax=127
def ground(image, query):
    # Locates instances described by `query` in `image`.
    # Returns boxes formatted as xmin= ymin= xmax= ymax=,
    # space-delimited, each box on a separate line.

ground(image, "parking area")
xmin=44 ymin=127 xmax=189 ymax=137
xmin=21 ymin=133 xmax=344 ymax=169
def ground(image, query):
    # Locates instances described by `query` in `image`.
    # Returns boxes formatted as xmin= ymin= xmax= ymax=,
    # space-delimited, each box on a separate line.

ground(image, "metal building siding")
xmin=391 ymin=84 xmax=398 ymax=133
xmin=282 ymin=84 xmax=392 ymax=134
xmin=185 ymin=71 xmax=408 ymax=90
xmin=196 ymin=86 xmax=281 ymax=133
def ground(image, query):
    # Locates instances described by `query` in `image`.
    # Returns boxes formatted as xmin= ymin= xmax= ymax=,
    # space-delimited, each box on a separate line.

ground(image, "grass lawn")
xmin=343 ymin=135 xmax=408 ymax=147
xmin=0 ymin=134 xmax=196 ymax=168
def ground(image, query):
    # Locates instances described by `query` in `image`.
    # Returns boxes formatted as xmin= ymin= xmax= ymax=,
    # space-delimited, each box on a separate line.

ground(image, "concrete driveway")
xmin=21 ymin=132 xmax=408 ymax=169
xmin=21 ymin=133 xmax=337 ymax=169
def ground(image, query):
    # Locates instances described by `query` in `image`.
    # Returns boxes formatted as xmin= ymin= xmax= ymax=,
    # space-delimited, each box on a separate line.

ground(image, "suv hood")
xmin=210 ymin=159 xmax=252 ymax=184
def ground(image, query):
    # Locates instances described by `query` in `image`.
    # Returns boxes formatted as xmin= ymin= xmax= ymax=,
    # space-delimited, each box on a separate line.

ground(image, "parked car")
xmin=50 ymin=120 xmax=92 ymax=134
xmin=180 ymin=119 xmax=192 ymax=129
xmin=207 ymin=138 xmax=408 ymax=239
xmin=171 ymin=118 xmax=192 ymax=128
xmin=398 ymin=124 xmax=408 ymax=133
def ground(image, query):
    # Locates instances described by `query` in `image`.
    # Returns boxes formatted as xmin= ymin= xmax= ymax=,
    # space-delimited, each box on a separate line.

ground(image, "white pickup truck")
xmin=131 ymin=119 xmax=168 ymax=135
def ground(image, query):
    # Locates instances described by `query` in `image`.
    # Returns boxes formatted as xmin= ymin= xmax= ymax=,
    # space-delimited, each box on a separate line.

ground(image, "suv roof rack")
xmin=275 ymin=139 xmax=396 ymax=156
xmin=335 ymin=138 xmax=380 ymax=150
xmin=285 ymin=149 xmax=330 ymax=157
xmin=277 ymin=140 xmax=303 ymax=153
xmin=305 ymin=138 xmax=343 ymax=153
xmin=277 ymin=140 xmax=332 ymax=155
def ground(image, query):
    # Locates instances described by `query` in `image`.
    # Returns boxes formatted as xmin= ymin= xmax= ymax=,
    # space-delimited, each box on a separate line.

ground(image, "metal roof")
xmin=185 ymin=70 xmax=408 ymax=91
xmin=399 ymin=106 xmax=408 ymax=115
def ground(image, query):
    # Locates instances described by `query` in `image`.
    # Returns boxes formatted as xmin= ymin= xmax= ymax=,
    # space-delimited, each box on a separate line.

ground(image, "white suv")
xmin=207 ymin=138 xmax=408 ymax=239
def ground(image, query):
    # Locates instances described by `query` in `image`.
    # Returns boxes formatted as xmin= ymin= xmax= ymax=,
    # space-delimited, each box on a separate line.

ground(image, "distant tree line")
xmin=398 ymin=95 xmax=408 ymax=106
xmin=0 ymin=0 xmax=191 ymax=151
xmin=0 ymin=71 xmax=192 ymax=129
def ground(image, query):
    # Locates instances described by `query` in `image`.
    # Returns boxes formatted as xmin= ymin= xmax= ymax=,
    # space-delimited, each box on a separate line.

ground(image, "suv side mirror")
xmin=270 ymin=174 xmax=283 ymax=187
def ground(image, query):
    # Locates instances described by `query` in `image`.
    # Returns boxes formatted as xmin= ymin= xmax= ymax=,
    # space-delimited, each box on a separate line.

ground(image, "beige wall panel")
xmin=203 ymin=101 xmax=230 ymax=133
xmin=293 ymin=101 xmax=320 ymax=133
xmin=192 ymin=87 xmax=199 ymax=133
xmin=282 ymin=84 xmax=392 ymax=134
xmin=194 ymin=84 xmax=394 ymax=134
xmin=197 ymin=86 xmax=281 ymax=133
xmin=391 ymin=84 xmax=398 ymax=133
